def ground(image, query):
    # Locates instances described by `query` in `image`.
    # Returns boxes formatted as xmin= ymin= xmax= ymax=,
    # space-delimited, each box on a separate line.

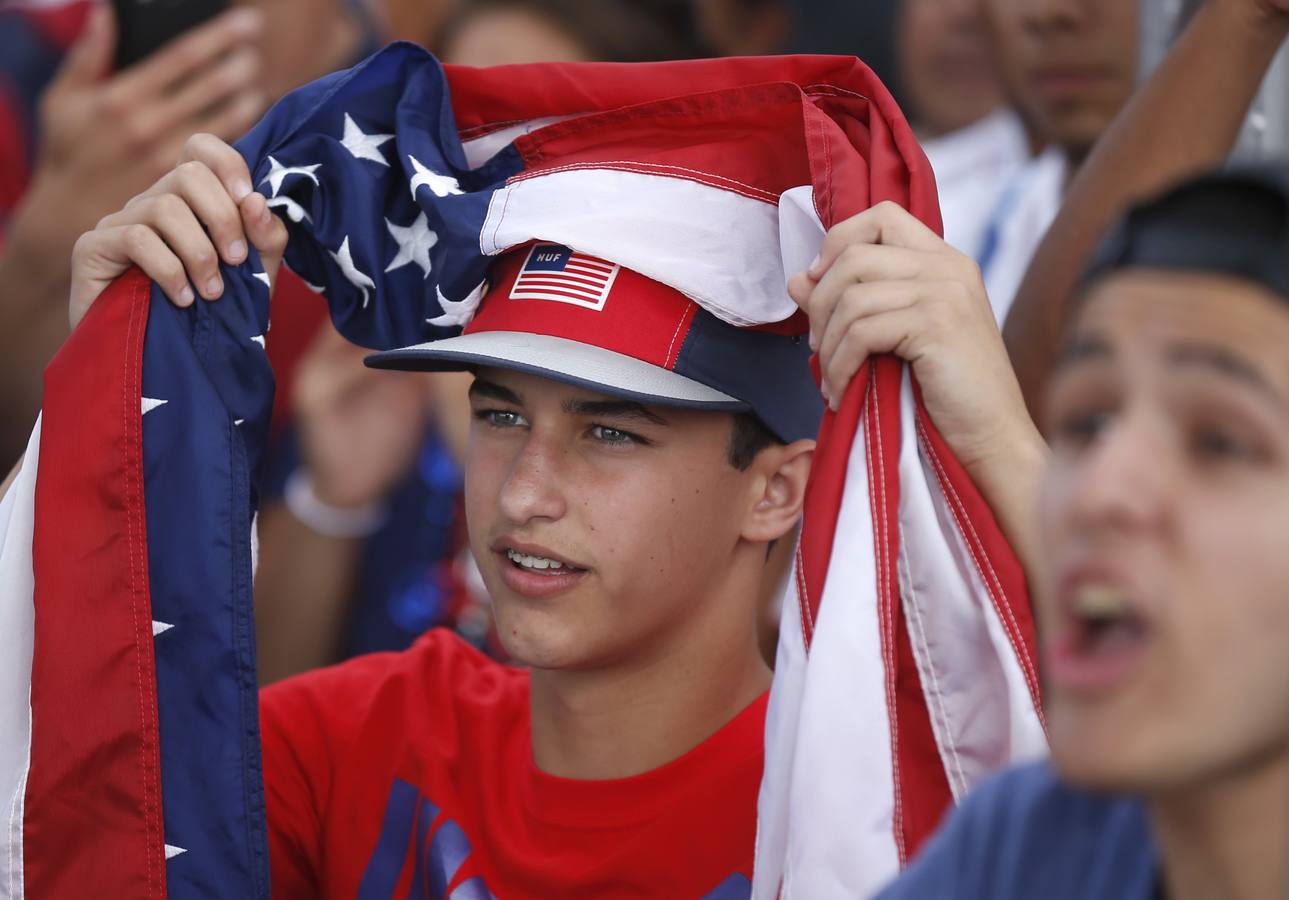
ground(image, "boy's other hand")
xmin=70 ymin=134 xmax=287 ymax=330
xmin=789 ymin=201 xmax=1041 ymax=478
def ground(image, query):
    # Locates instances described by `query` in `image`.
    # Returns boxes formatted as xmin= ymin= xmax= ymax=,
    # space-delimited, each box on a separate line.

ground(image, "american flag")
xmin=0 ymin=45 xmax=1044 ymax=899
xmin=509 ymin=243 xmax=620 ymax=309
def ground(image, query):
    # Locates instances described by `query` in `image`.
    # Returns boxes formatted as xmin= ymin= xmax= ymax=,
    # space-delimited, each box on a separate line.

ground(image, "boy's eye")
xmin=1189 ymin=426 xmax=1260 ymax=464
xmin=590 ymin=425 xmax=638 ymax=445
xmin=475 ymin=409 xmax=526 ymax=429
xmin=1052 ymin=408 xmax=1113 ymax=449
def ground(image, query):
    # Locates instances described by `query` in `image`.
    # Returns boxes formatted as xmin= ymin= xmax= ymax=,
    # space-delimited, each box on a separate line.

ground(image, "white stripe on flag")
xmin=1 ymin=418 xmax=41 ymax=900
xmin=481 ymin=168 xmax=798 ymax=327
xmin=896 ymin=372 xmax=1047 ymax=789
xmin=753 ymin=398 xmax=899 ymax=899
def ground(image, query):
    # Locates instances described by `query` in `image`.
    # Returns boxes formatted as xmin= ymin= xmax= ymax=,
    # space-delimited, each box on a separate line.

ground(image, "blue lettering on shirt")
xmin=358 ymin=778 xmax=753 ymax=898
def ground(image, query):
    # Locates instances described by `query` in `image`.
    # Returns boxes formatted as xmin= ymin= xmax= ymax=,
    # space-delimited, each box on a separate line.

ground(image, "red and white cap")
xmin=367 ymin=241 xmax=823 ymax=442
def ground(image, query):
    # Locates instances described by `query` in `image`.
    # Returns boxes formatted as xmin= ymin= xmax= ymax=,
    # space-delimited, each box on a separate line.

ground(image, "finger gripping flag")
xmin=0 ymin=44 xmax=1045 ymax=898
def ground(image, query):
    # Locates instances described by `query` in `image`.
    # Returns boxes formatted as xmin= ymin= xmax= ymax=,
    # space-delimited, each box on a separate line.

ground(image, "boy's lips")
xmin=490 ymin=538 xmax=590 ymax=600
xmin=1043 ymin=572 xmax=1153 ymax=696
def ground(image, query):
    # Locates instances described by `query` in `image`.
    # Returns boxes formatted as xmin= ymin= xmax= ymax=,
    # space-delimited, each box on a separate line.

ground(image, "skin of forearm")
xmin=1003 ymin=2 xmax=1289 ymax=422
xmin=963 ymin=426 xmax=1050 ymax=588
xmin=253 ymin=500 xmax=364 ymax=685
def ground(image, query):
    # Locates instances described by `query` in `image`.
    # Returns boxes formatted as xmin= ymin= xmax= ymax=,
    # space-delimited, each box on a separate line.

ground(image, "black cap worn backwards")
xmin=1082 ymin=163 xmax=1289 ymax=302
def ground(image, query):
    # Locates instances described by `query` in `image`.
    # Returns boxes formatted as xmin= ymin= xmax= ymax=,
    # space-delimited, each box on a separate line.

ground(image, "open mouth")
xmin=1046 ymin=582 xmax=1151 ymax=693
xmin=1068 ymin=584 xmax=1147 ymax=658
xmin=504 ymin=548 xmax=586 ymax=576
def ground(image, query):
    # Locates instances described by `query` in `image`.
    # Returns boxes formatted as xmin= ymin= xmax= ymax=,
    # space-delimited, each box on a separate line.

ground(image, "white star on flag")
xmin=250 ymin=334 xmax=266 ymax=349
xmin=266 ymin=195 xmax=312 ymax=224
xmin=330 ymin=236 xmax=377 ymax=308
xmin=384 ymin=213 xmax=438 ymax=277
xmin=408 ymin=155 xmax=463 ymax=199
xmin=260 ymin=156 xmax=321 ymax=197
xmin=141 ymin=397 xmax=168 ymax=416
xmin=252 ymin=272 xmax=271 ymax=289
xmin=152 ymin=621 xmax=174 ymax=637
xmin=164 ymin=844 xmax=186 ymax=860
xmin=429 ymin=281 xmax=487 ymax=327
xmin=340 ymin=113 xmax=393 ymax=165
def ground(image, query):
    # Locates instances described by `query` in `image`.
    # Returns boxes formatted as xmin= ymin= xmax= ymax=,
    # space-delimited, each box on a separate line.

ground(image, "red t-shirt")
xmin=259 ymin=628 xmax=764 ymax=899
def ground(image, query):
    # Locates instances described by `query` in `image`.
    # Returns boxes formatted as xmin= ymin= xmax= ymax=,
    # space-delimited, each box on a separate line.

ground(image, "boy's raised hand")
xmin=789 ymin=200 xmax=1040 ymax=479
xmin=69 ymin=133 xmax=288 ymax=330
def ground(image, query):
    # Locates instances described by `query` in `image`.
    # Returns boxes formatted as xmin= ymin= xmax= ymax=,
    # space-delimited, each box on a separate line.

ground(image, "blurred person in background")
xmin=437 ymin=0 xmax=689 ymax=65
xmin=693 ymin=0 xmax=790 ymax=56
xmin=376 ymin=0 xmax=456 ymax=45
xmin=878 ymin=162 xmax=1289 ymax=900
xmin=900 ymin=0 xmax=1032 ymax=274
xmin=253 ymin=0 xmax=694 ymax=684
xmin=973 ymin=0 xmax=1138 ymax=320
xmin=1005 ymin=0 xmax=1289 ymax=421
xmin=785 ymin=0 xmax=900 ymax=88
xmin=0 ymin=0 xmax=380 ymax=464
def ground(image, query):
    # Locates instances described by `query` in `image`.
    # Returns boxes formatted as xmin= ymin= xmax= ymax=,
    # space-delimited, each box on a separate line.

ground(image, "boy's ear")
xmin=741 ymin=439 xmax=815 ymax=544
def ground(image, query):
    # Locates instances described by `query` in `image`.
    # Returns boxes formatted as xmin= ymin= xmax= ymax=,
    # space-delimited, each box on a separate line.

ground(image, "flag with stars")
xmin=0 ymin=44 xmax=1045 ymax=898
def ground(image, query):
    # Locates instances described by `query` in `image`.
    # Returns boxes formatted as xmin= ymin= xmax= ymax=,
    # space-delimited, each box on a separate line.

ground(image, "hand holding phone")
xmin=112 ymin=0 xmax=232 ymax=70
xmin=9 ymin=5 xmax=265 ymax=278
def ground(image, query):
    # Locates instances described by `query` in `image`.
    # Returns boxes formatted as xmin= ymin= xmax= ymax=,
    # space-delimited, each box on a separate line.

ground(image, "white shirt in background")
xmin=975 ymin=145 xmax=1067 ymax=324
xmin=922 ymin=109 xmax=1031 ymax=262
xmin=921 ymin=110 xmax=1067 ymax=324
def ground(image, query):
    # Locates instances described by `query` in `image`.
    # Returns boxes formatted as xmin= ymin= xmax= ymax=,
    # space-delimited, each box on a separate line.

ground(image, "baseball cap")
xmin=1082 ymin=164 xmax=1289 ymax=302
xmin=367 ymin=241 xmax=823 ymax=444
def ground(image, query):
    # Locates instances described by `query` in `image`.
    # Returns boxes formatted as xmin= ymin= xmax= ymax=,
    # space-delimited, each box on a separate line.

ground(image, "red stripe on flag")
xmin=26 ymin=268 xmax=166 ymax=897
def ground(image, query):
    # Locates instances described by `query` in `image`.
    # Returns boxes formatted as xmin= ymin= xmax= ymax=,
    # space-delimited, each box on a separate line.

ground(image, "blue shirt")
xmin=875 ymin=763 xmax=1160 ymax=900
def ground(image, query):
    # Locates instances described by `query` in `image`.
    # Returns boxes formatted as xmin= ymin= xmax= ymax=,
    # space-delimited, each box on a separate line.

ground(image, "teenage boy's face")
xmin=982 ymin=0 xmax=1137 ymax=159
xmin=463 ymin=368 xmax=760 ymax=670
xmin=1038 ymin=269 xmax=1289 ymax=792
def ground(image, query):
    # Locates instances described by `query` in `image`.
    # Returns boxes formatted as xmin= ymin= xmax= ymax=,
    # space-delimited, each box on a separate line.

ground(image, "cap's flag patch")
xmin=509 ymin=243 xmax=620 ymax=310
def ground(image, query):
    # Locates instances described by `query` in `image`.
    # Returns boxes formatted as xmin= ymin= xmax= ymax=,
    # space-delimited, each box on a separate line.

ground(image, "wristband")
xmin=283 ymin=468 xmax=389 ymax=539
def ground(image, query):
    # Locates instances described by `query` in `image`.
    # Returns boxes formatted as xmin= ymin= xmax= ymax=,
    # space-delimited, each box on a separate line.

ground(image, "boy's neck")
xmin=527 ymin=584 xmax=771 ymax=781
xmin=1150 ymin=750 xmax=1289 ymax=900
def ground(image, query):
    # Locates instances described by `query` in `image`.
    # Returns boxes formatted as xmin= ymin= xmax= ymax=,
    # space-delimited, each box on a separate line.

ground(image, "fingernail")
xmin=232 ymin=180 xmax=253 ymax=202
xmin=808 ymin=253 xmax=822 ymax=277
xmin=227 ymin=239 xmax=246 ymax=260
xmin=178 ymin=284 xmax=195 ymax=305
xmin=206 ymin=277 xmax=223 ymax=297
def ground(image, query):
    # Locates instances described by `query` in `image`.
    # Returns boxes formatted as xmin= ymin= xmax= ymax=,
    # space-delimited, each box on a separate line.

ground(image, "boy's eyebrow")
xmin=468 ymin=378 xmax=523 ymax=405
xmin=563 ymin=398 xmax=670 ymax=427
xmin=1165 ymin=342 xmax=1284 ymax=406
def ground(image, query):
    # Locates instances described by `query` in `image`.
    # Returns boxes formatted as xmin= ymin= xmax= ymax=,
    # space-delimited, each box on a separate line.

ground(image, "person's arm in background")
xmin=1003 ymin=0 xmax=1289 ymax=420
xmin=253 ymin=329 xmax=430 ymax=684
xmin=0 ymin=4 xmax=264 ymax=462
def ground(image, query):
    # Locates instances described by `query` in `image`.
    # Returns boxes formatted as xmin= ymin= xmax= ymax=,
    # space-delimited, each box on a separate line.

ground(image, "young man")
xmin=877 ymin=167 xmax=1289 ymax=900
xmin=61 ymin=57 xmax=1045 ymax=900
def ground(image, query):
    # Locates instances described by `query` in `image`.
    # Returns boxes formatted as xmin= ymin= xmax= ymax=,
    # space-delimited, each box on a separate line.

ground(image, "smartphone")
xmin=112 ymin=0 xmax=231 ymax=70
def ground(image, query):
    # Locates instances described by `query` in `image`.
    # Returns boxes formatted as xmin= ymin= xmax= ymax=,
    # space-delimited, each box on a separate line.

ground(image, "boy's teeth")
xmin=506 ymin=548 xmax=567 ymax=572
xmin=1074 ymin=584 xmax=1130 ymax=619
